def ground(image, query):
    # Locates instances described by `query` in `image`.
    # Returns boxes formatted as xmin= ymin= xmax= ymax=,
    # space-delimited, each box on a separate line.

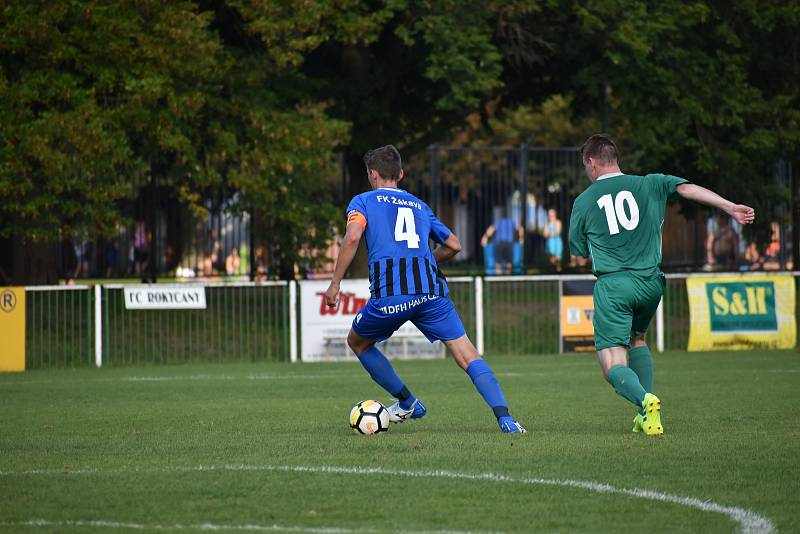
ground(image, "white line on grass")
xmin=208 ymin=465 xmax=775 ymax=534
xmin=0 ymin=372 xmax=523 ymax=386
xmin=1 ymin=464 xmax=775 ymax=533
xmin=195 ymin=465 xmax=775 ymax=534
xmin=2 ymin=519 xmax=496 ymax=534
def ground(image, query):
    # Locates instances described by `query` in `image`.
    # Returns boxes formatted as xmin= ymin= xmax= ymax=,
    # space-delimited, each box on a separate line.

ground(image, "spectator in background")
xmin=225 ymin=247 xmax=241 ymax=276
xmin=164 ymin=244 xmax=177 ymax=274
xmin=72 ymin=229 xmax=93 ymax=279
xmin=744 ymin=241 xmax=763 ymax=270
xmin=543 ymin=208 xmax=563 ymax=272
xmin=709 ymin=216 xmax=740 ymax=271
xmin=763 ymin=221 xmax=782 ymax=270
xmin=133 ymin=220 xmax=150 ymax=281
xmin=704 ymin=214 xmax=745 ymax=271
xmin=199 ymin=252 xmax=214 ymax=277
xmin=254 ymin=245 xmax=269 ymax=281
xmin=105 ymin=239 xmax=119 ymax=278
xmin=198 ymin=231 xmax=221 ymax=277
xmin=480 ymin=209 xmax=523 ymax=275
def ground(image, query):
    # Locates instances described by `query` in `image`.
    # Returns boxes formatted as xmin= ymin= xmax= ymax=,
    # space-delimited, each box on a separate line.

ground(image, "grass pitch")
xmin=1 ymin=350 xmax=798 ymax=533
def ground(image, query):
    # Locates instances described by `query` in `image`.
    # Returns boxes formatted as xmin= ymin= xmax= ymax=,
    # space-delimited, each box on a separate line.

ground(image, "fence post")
xmin=289 ymin=280 xmax=298 ymax=362
xmin=94 ymin=285 xmax=103 ymax=368
xmin=656 ymin=296 xmax=665 ymax=353
xmin=519 ymin=144 xmax=528 ymax=270
xmin=429 ymin=145 xmax=439 ymax=214
xmin=475 ymin=276 xmax=484 ymax=355
xmin=558 ymin=278 xmax=563 ymax=354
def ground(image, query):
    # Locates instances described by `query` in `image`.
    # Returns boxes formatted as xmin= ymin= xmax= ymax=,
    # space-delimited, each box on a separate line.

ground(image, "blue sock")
xmin=357 ymin=346 xmax=416 ymax=408
xmin=465 ymin=359 xmax=508 ymax=419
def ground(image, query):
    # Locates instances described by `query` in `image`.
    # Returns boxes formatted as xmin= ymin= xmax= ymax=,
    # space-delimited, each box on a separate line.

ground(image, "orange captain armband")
xmin=346 ymin=210 xmax=367 ymax=229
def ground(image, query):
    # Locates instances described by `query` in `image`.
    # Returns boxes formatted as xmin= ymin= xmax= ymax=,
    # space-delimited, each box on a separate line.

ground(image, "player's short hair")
xmin=363 ymin=145 xmax=402 ymax=180
xmin=580 ymin=134 xmax=619 ymax=166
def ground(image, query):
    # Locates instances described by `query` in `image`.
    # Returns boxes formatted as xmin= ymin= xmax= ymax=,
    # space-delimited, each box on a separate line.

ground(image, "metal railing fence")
xmin=447 ymin=277 xmax=477 ymax=342
xmin=26 ymin=286 xmax=94 ymax=369
xmin=102 ymin=282 xmax=289 ymax=365
xmin=663 ymin=276 xmax=691 ymax=351
xmin=20 ymin=272 xmax=799 ymax=367
xmin=483 ymin=276 xmax=561 ymax=355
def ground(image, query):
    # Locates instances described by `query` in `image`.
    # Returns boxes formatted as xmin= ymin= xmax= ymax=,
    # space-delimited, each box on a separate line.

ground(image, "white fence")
xmin=20 ymin=271 xmax=800 ymax=367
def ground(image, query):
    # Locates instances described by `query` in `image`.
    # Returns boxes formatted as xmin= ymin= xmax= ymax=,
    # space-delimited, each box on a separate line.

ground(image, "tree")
xmin=235 ymin=0 xmax=510 ymax=191
xmin=0 ymin=1 xmax=225 ymax=282
xmin=3 ymin=0 xmax=797 ymax=283
xmin=442 ymin=0 xmax=799 ymax=254
xmin=0 ymin=0 xmax=349 ymax=282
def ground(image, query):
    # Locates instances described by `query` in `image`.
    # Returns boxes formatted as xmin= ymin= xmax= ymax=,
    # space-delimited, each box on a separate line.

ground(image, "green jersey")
xmin=568 ymin=173 xmax=688 ymax=277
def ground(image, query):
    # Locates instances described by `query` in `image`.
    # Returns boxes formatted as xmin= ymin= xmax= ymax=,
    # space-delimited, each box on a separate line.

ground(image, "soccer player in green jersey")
xmin=569 ymin=134 xmax=755 ymax=435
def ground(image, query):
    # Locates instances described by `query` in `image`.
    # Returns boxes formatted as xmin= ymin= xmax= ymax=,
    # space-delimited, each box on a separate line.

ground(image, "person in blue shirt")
xmin=325 ymin=145 xmax=525 ymax=433
xmin=480 ymin=210 xmax=523 ymax=274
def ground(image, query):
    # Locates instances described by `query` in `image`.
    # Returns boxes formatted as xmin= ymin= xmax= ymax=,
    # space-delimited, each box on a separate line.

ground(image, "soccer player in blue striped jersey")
xmin=325 ymin=145 xmax=525 ymax=433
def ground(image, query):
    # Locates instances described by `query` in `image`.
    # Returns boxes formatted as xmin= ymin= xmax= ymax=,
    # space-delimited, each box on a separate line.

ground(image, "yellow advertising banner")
xmin=0 ymin=287 xmax=25 ymax=371
xmin=560 ymin=280 xmax=596 ymax=353
xmin=687 ymin=275 xmax=796 ymax=351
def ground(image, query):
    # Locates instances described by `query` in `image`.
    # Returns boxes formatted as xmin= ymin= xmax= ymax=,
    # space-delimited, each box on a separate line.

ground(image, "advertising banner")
xmin=0 ymin=287 xmax=25 ymax=371
xmin=299 ymin=279 xmax=444 ymax=362
xmin=124 ymin=286 xmax=207 ymax=310
xmin=687 ymin=274 xmax=796 ymax=351
xmin=560 ymin=279 xmax=596 ymax=353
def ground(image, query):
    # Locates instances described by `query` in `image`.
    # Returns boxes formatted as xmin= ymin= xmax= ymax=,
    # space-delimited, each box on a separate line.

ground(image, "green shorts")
xmin=592 ymin=272 xmax=665 ymax=350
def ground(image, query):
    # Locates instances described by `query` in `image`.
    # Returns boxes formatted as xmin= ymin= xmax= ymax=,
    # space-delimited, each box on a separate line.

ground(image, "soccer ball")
xmin=349 ymin=400 xmax=390 ymax=435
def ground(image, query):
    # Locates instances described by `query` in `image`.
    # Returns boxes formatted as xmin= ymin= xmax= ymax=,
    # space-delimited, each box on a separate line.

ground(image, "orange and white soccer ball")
xmin=349 ymin=400 xmax=390 ymax=435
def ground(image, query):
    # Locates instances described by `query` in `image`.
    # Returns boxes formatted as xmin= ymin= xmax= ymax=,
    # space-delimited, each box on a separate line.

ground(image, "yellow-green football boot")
xmin=639 ymin=393 xmax=663 ymax=435
xmin=632 ymin=413 xmax=644 ymax=433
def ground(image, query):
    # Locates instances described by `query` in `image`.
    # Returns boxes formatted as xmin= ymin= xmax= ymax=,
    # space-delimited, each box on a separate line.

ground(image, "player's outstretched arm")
xmin=676 ymin=183 xmax=755 ymax=225
xmin=325 ymin=222 xmax=364 ymax=308
xmin=434 ymin=233 xmax=462 ymax=265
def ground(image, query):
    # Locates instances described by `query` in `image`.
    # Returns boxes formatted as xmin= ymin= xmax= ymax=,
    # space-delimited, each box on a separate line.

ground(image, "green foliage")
xmin=0 ymin=0 xmax=349 ymax=277
xmin=1 ymin=0 xmax=796 ymax=274
xmin=567 ymin=1 xmax=797 ymax=211
xmin=435 ymin=0 xmax=798 ymax=242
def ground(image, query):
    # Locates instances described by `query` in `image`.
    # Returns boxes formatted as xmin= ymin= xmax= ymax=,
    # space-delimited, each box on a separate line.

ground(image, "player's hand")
xmin=325 ymin=281 xmax=340 ymax=309
xmin=729 ymin=204 xmax=755 ymax=225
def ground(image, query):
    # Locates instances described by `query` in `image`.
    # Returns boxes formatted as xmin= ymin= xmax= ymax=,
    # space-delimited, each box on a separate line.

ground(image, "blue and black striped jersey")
xmin=346 ymin=187 xmax=451 ymax=299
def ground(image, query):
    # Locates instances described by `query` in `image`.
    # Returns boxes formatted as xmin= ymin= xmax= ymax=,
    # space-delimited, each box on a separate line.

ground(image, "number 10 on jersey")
xmin=597 ymin=191 xmax=640 ymax=235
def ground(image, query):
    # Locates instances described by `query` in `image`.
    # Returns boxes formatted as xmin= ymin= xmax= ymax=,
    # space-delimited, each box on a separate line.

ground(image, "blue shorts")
xmin=352 ymin=295 xmax=466 ymax=343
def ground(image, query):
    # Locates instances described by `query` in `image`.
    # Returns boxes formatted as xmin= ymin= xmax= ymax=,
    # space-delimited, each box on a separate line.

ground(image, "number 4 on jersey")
xmin=394 ymin=207 xmax=421 ymax=248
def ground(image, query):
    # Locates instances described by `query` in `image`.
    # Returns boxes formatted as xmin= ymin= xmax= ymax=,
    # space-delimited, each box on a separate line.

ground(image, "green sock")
xmin=628 ymin=346 xmax=654 ymax=393
xmin=607 ymin=365 xmax=646 ymax=414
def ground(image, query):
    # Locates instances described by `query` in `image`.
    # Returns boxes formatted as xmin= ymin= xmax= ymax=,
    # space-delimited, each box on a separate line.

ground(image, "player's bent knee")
xmin=347 ymin=330 xmax=374 ymax=356
xmin=597 ymin=346 xmax=627 ymax=380
xmin=444 ymin=335 xmax=480 ymax=370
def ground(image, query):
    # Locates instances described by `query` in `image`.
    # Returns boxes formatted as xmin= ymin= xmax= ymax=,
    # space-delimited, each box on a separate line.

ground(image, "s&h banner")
xmin=687 ymin=274 xmax=796 ymax=351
